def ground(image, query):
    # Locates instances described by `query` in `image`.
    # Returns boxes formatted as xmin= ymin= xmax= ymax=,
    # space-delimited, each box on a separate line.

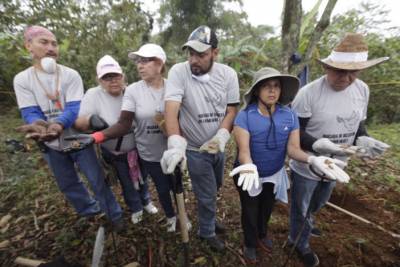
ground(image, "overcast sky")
xmin=143 ymin=0 xmax=399 ymax=34
xmin=235 ymin=0 xmax=399 ymax=31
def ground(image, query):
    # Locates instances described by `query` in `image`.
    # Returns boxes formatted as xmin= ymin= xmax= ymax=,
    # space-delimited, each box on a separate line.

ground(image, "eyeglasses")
xmin=134 ymin=57 xmax=156 ymax=64
xmin=101 ymin=73 xmax=123 ymax=81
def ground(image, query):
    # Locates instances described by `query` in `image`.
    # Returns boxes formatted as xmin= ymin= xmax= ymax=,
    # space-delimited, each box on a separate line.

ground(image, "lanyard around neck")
xmin=34 ymin=66 xmax=63 ymax=110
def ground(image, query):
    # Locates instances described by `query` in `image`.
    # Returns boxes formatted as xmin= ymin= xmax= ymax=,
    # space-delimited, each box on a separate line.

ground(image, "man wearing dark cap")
xmin=161 ymin=25 xmax=240 ymax=251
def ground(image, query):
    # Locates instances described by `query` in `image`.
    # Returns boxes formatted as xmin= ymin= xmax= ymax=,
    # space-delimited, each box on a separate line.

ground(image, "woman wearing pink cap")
xmin=75 ymin=55 xmax=158 ymax=225
xmin=71 ymin=44 xmax=191 ymax=232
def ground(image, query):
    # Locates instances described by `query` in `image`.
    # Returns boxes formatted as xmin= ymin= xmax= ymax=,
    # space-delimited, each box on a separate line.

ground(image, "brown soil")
xmin=1 ymin=140 xmax=400 ymax=267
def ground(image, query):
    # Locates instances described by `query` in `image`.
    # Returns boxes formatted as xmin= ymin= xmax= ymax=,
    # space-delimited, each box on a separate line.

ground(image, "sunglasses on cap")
xmin=101 ymin=73 xmax=123 ymax=81
xmin=187 ymin=26 xmax=218 ymax=48
xmin=134 ymin=57 xmax=157 ymax=64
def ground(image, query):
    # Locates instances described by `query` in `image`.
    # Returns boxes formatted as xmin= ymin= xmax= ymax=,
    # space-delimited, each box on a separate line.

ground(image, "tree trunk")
xmin=281 ymin=0 xmax=302 ymax=73
xmin=291 ymin=0 xmax=338 ymax=75
xmin=281 ymin=0 xmax=338 ymax=75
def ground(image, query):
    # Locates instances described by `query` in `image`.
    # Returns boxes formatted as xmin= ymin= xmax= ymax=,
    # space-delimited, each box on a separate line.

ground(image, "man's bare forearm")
xmin=220 ymin=105 xmax=238 ymax=132
xmin=165 ymin=100 xmax=182 ymax=137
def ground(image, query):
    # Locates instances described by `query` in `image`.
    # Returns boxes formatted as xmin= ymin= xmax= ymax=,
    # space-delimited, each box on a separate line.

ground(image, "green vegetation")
xmin=1 ymin=1 xmax=399 ymax=265
xmin=1 ymin=0 xmax=399 ymax=123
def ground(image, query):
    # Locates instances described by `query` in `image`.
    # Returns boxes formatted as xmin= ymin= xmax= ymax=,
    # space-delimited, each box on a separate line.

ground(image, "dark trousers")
xmin=234 ymin=176 xmax=276 ymax=248
xmin=101 ymin=147 xmax=151 ymax=213
xmin=139 ymin=158 xmax=175 ymax=218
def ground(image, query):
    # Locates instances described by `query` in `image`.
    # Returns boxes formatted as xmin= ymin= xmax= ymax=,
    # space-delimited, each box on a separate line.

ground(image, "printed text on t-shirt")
xmin=198 ymin=112 xmax=225 ymax=124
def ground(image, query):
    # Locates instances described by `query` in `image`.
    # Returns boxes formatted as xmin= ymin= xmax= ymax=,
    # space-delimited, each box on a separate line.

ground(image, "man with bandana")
xmin=13 ymin=25 xmax=123 ymax=230
xmin=161 ymin=25 xmax=240 ymax=251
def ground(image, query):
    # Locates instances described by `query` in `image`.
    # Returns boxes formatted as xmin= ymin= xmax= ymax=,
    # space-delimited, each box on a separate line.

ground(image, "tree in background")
xmin=1 ymin=0 xmax=398 ymax=123
xmin=156 ymin=0 xmax=252 ymax=56
xmin=0 ymin=0 xmax=152 ymax=95
xmin=279 ymin=0 xmax=399 ymax=123
xmin=157 ymin=0 xmax=217 ymax=47
xmin=281 ymin=0 xmax=338 ymax=74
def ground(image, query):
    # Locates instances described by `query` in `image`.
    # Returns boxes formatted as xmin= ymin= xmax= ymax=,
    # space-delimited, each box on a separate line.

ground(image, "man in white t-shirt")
xmin=14 ymin=26 xmax=123 ymax=230
xmin=288 ymin=33 xmax=390 ymax=267
xmin=161 ymin=25 xmax=240 ymax=251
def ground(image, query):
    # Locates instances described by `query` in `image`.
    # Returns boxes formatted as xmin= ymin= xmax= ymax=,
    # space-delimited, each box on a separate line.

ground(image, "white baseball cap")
xmin=128 ymin=43 xmax=166 ymax=63
xmin=96 ymin=55 xmax=123 ymax=79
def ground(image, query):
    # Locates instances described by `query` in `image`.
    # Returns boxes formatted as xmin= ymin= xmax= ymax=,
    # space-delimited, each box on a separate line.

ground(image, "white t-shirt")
xmin=289 ymin=76 xmax=369 ymax=181
xmin=13 ymin=65 xmax=83 ymax=151
xmin=79 ymin=86 xmax=136 ymax=154
xmin=165 ymin=62 xmax=240 ymax=150
xmin=121 ymin=80 xmax=167 ymax=162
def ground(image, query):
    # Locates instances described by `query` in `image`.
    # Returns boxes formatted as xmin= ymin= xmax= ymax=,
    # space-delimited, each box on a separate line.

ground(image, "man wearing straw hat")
xmin=288 ymin=33 xmax=390 ymax=266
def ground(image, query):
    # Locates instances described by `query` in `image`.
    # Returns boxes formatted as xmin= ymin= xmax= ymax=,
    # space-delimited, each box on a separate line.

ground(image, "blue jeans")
xmin=186 ymin=150 xmax=225 ymax=238
xmin=101 ymin=148 xmax=150 ymax=213
xmin=45 ymin=145 xmax=122 ymax=222
xmin=289 ymin=170 xmax=336 ymax=253
xmin=139 ymin=158 xmax=175 ymax=218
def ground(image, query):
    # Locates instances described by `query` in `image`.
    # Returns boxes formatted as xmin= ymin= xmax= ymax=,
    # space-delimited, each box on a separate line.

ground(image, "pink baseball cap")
xmin=96 ymin=55 xmax=123 ymax=79
xmin=24 ymin=25 xmax=55 ymax=42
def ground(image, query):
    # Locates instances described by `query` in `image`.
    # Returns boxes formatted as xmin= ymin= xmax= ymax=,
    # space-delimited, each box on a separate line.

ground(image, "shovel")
xmin=171 ymin=167 xmax=190 ymax=267
xmin=91 ymin=226 xmax=105 ymax=267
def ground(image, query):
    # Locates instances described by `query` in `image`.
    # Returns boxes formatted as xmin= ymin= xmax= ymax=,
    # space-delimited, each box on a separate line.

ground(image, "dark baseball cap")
xmin=182 ymin=25 xmax=218 ymax=53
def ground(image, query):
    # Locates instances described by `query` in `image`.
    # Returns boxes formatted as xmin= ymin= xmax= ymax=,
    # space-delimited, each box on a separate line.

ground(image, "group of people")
xmin=14 ymin=24 xmax=390 ymax=267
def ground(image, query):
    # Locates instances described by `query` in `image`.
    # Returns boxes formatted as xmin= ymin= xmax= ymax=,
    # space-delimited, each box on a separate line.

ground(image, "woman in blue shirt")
xmin=230 ymin=67 xmax=350 ymax=264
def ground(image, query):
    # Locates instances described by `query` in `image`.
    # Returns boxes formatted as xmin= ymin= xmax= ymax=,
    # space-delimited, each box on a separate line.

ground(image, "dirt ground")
xmin=1 ymin=119 xmax=400 ymax=266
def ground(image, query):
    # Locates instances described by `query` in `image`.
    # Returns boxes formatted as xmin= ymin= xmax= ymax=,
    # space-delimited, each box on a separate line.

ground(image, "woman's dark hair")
xmin=248 ymin=78 xmax=283 ymax=107
xmin=246 ymin=78 xmax=280 ymax=150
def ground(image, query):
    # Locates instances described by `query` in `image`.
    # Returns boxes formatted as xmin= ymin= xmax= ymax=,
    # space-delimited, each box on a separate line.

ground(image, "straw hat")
xmin=243 ymin=67 xmax=300 ymax=107
xmin=318 ymin=33 xmax=389 ymax=70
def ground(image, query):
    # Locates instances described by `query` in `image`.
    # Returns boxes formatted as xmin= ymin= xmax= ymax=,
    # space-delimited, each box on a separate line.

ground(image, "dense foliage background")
xmin=1 ymin=0 xmax=399 ymax=123
xmin=1 ymin=1 xmax=399 ymax=266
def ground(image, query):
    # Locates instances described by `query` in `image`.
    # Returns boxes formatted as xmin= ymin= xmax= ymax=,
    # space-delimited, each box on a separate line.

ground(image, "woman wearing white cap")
xmin=229 ymin=67 xmax=350 ymax=264
xmin=73 ymin=44 xmax=190 ymax=232
xmin=75 ymin=55 xmax=158 ymax=225
xmin=125 ymin=43 xmax=188 ymax=232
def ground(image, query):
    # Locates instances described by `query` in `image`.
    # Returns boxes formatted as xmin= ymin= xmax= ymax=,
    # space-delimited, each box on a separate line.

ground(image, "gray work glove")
xmin=312 ymin=138 xmax=356 ymax=156
xmin=160 ymin=135 xmax=187 ymax=174
xmin=199 ymin=128 xmax=230 ymax=154
xmin=356 ymin=136 xmax=390 ymax=159
xmin=308 ymin=155 xmax=350 ymax=183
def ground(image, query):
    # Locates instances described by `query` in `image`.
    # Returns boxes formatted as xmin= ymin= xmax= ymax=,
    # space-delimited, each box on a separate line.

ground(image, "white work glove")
xmin=160 ymin=135 xmax=187 ymax=174
xmin=356 ymin=136 xmax=390 ymax=159
xmin=229 ymin=163 xmax=260 ymax=192
xmin=199 ymin=128 xmax=230 ymax=154
xmin=312 ymin=138 xmax=356 ymax=156
xmin=307 ymin=155 xmax=350 ymax=183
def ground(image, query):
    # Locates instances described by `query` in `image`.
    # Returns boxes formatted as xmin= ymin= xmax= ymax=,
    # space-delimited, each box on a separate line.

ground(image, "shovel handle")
xmin=176 ymin=193 xmax=189 ymax=243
